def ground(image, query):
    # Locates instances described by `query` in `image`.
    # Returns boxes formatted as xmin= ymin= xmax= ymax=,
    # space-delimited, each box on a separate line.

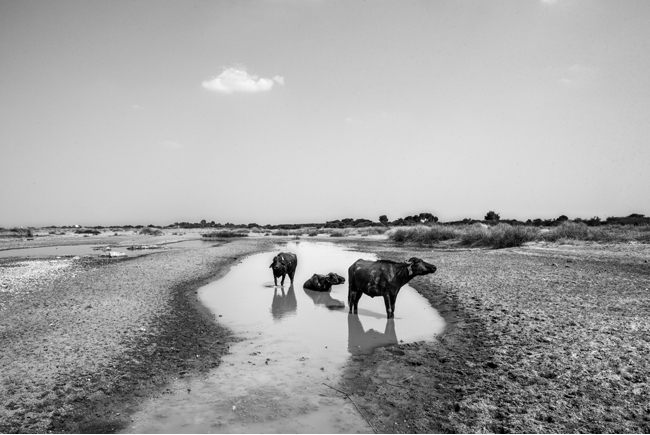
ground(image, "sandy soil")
xmin=0 ymin=234 xmax=276 ymax=433
xmin=2 ymin=234 xmax=650 ymax=433
xmin=337 ymin=239 xmax=650 ymax=433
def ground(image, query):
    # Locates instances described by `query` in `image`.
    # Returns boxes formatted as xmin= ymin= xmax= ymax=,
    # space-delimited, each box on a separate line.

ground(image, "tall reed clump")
xmin=389 ymin=225 xmax=459 ymax=245
xmin=542 ymin=222 xmax=650 ymax=243
xmin=460 ymin=223 xmax=539 ymax=248
xmin=138 ymin=227 xmax=163 ymax=236
xmin=329 ymin=229 xmax=353 ymax=237
xmin=357 ymin=226 xmax=389 ymax=236
xmin=201 ymin=230 xmax=248 ymax=238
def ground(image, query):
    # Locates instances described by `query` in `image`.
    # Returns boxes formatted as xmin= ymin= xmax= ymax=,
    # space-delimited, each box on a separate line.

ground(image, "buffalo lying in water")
xmin=269 ymin=252 xmax=298 ymax=286
xmin=348 ymin=257 xmax=437 ymax=319
xmin=303 ymin=272 xmax=346 ymax=292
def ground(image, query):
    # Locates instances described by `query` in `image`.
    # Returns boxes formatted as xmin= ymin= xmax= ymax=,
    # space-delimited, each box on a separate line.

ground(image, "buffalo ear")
xmin=269 ymin=262 xmax=274 ymax=268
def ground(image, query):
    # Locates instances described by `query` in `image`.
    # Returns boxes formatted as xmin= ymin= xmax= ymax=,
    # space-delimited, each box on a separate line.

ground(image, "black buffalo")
xmin=348 ymin=257 xmax=437 ymax=319
xmin=303 ymin=273 xmax=346 ymax=292
xmin=269 ymin=252 xmax=298 ymax=286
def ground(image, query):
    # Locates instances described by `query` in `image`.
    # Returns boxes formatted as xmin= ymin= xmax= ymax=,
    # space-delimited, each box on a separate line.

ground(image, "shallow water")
xmin=125 ymin=241 xmax=445 ymax=434
xmin=0 ymin=244 xmax=151 ymax=258
xmin=167 ymin=239 xmax=222 ymax=248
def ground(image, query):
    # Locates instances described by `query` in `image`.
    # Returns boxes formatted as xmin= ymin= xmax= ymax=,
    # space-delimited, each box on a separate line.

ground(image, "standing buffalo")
xmin=348 ymin=257 xmax=437 ymax=319
xmin=303 ymin=273 xmax=346 ymax=292
xmin=269 ymin=252 xmax=298 ymax=286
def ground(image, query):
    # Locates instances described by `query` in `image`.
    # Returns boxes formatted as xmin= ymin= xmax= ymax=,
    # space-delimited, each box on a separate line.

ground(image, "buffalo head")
xmin=405 ymin=257 xmax=437 ymax=277
xmin=269 ymin=255 xmax=288 ymax=273
xmin=325 ymin=272 xmax=346 ymax=286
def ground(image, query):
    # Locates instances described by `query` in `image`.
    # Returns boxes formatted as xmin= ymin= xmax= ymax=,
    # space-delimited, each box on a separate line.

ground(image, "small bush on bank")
xmin=458 ymin=224 xmax=539 ymax=248
xmin=202 ymin=230 xmax=248 ymax=238
xmin=357 ymin=226 xmax=389 ymax=236
xmin=389 ymin=225 xmax=459 ymax=245
xmin=75 ymin=228 xmax=100 ymax=235
xmin=139 ymin=227 xmax=163 ymax=236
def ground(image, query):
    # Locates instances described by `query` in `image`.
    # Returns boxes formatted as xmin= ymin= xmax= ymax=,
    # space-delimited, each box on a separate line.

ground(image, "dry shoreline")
xmin=0 ymin=236 xmax=277 ymax=433
xmin=2 ymin=235 xmax=650 ymax=433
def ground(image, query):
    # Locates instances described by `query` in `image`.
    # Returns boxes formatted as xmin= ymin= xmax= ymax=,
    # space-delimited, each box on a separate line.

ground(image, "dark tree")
xmin=484 ymin=211 xmax=500 ymax=222
xmin=418 ymin=213 xmax=438 ymax=223
xmin=379 ymin=215 xmax=389 ymax=225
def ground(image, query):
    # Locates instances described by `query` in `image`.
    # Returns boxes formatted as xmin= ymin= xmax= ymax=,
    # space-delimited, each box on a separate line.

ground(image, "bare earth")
xmin=1 ymin=233 xmax=650 ymax=433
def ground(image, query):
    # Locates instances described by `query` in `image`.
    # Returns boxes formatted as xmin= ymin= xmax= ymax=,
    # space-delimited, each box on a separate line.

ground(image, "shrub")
xmin=357 ymin=226 xmax=389 ymax=236
xmin=75 ymin=228 xmax=100 ymax=235
xmin=459 ymin=223 xmax=538 ymax=248
xmin=459 ymin=224 xmax=491 ymax=246
xmin=487 ymin=224 xmax=540 ymax=248
xmin=541 ymin=222 xmax=592 ymax=242
xmin=202 ymin=231 xmax=248 ymax=238
xmin=138 ymin=227 xmax=163 ymax=236
xmin=389 ymin=225 xmax=459 ymax=245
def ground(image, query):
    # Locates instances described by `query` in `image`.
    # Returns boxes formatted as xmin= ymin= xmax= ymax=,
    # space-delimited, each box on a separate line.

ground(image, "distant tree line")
xmin=6 ymin=212 xmax=649 ymax=232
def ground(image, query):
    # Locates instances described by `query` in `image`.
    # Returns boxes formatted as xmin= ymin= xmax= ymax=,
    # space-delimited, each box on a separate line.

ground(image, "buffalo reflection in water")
xmin=347 ymin=314 xmax=398 ymax=355
xmin=270 ymin=284 xmax=297 ymax=321
xmin=302 ymin=288 xmax=345 ymax=310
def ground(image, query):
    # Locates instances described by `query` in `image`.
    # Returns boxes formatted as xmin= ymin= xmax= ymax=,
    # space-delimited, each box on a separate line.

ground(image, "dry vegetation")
xmin=388 ymin=222 xmax=650 ymax=248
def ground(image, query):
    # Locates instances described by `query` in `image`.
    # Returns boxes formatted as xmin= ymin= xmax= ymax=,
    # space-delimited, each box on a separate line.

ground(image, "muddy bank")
xmin=3 ymin=235 xmax=650 ymax=433
xmin=0 ymin=238 xmax=275 ymax=433
xmin=337 ymin=240 xmax=650 ymax=433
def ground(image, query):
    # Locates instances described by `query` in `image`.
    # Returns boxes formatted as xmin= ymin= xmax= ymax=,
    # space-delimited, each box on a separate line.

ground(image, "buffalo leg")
xmin=348 ymin=281 xmax=361 ymax=314
xmin=280 ymin=274 xmax=286 ymax=287
xmin=351 ymin=292 xmax=362 ymax=314
xmin=388 ymin=293 xmax=397 ymax=319
xmin=383 ymin=295 xmax=393 ymax=319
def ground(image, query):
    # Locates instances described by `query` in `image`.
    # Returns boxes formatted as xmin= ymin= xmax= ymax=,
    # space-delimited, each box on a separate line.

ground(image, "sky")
xmin=1 ymin=0 xmax=649 ymax=227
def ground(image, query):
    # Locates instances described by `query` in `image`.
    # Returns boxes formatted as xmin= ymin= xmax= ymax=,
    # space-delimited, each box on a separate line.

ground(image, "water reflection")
xmin=348 ymin=314 xmax=398 ymax=355
xmin=270 ymin=284 xmax=297 ymax=320
xmin=125 ymin=241 xmax=444 ymax=434
xmin=303 ymin=287 xmax=346 ymax=310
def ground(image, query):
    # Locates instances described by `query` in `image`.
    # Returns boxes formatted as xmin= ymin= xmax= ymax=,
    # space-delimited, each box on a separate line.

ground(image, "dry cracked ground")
xmin=1 ymin=233 xmax=650 ymax=433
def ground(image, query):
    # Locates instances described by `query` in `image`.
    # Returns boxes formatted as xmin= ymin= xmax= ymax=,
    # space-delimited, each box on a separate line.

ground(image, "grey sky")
xmin=1 ymin=0 xmax=649 ymax=227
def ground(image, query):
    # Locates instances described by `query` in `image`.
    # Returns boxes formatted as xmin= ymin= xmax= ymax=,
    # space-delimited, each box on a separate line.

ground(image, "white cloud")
xmin=202 ymin=68 xmax=283 ymax=94
xmin=558 ymin=64 xmax=598 ymax=87
xmin=541 ymin=0 xmax=558 ymax=4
